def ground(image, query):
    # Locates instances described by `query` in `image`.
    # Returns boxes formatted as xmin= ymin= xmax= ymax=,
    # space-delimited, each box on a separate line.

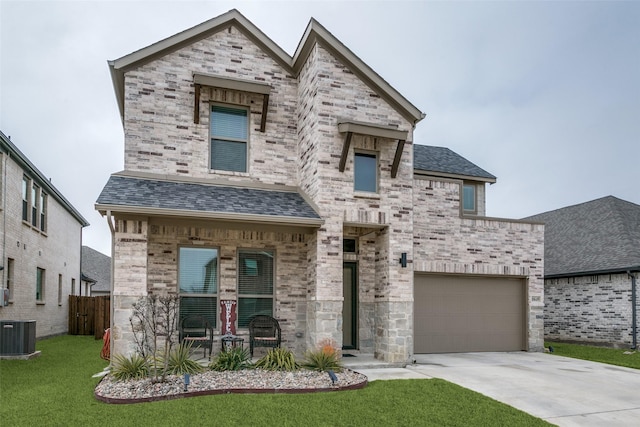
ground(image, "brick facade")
xmin=545 ymin=273 xmax=639 ymax=347
xmin=103 ymin=11 xmax=544 ymax=361
xmin=0 ymin=142 xmax=86 ymax=339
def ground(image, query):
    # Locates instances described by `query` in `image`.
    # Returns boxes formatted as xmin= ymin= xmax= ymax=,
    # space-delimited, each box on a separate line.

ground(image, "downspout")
xmin=106 ymin=210 xmax=116 ymax=362
xmin=629 ymin=271 xmax=638 ymax=350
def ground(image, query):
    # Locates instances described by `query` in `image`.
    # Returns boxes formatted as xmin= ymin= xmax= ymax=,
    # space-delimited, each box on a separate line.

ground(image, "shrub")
xmin=209 ymin=346 xmax=252 ymax=371
xmin=163 ymin=343 xmax=204 ymax=375
xmin=302 ymin=339 xmax=343 ymax=372
xmin=254 ymin=348 xmax=298 ymax=371
xmin=111 ymin=353 xmax=149 ymax=381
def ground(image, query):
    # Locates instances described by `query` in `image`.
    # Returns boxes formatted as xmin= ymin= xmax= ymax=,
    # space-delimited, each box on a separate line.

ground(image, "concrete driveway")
xmin=403 ymin=352 xmax=640 ymax=426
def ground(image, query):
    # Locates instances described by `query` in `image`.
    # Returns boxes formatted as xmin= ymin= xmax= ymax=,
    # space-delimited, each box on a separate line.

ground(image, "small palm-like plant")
xmin=302 ymin=339 xmax=343 ymax=372
xmin=163 ymin=343 xmax=204 ymax=375
xmin=111 ymin=353 xmax=149 ymax=381
xmin=254 ymin=348 xmax=298 ymax=371
xmin=209 ymin=346 xmax=252 ymax=371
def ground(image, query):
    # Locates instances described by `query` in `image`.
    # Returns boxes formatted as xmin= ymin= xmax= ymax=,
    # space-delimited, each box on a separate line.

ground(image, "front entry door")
xmin=342 ymin=262 xmax=358 ymax=349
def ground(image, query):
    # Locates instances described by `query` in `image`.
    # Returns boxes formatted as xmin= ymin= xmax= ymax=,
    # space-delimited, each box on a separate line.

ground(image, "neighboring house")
xmin=526 ymin=196 xmax=640 ymax=348
xmin=80 ymin=246 xmax=111 ymax=297
xmin=96 ymin=9 xmax=544 ymax=362
xmin=0 ymin=131 xmax=89 ymax=338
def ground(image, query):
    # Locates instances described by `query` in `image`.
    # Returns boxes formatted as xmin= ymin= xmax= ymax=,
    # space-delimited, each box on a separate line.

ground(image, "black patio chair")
xmin=179 ymin=315 xmax=213 ymax=359
xmin=248 ymin=315 xmax=281 ymax=357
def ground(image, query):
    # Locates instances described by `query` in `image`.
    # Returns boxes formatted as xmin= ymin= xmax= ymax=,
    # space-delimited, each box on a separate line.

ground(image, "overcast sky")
xmin=1 ymin=0 xmax=639 ymax=256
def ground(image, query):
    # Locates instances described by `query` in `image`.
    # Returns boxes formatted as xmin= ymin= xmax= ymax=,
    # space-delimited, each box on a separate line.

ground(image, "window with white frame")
xmin=179 ymin=247 xmax=218 ymax=328
xmin=210 ymin=105 xmax=249 ymax=172
xmin=58 ymin=274 xmax=63 ymax=306
xmin=31 ymin=184 xmax=39 ymax=227
xmin=36 ymin=267 xmax=45 ymax=302
xmin=237 ymin=249 xmax=274 ymax=328
xmin=462 ymin=183 xmax=476 ymax=214
xmin=354 ymin=152 xmax=377 ymax=193
xmin=22 ymin=176 xmax=29 ymax=222
xmin=40 ymin=191 xmax=47 ymax=232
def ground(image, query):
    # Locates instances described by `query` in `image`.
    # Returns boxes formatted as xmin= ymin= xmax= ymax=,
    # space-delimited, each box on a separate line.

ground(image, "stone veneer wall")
xmin=412 ymin=177 xmax=545 ymax=351
xmin=545 ymin=273 xmax=639 ymax=347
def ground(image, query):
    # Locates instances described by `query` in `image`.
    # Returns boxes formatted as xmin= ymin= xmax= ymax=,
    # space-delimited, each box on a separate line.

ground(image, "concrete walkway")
xmin=353 ymin=352 xmax=640 ymax=427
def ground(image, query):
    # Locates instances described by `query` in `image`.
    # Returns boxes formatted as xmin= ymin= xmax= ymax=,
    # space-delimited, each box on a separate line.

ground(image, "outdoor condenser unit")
xmin=0 ymin=320 xmax=36 ymax=355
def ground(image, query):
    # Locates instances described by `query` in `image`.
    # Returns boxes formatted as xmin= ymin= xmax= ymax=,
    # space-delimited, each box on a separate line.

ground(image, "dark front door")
xmin=342 ymin=262 xmax=358 ymax=349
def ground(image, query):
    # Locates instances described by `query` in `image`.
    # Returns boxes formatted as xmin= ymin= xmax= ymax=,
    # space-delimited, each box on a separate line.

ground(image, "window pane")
xmin=463 ymin=185 xmax=476 ymax=211
xmin=179 ymin=296 xmax=217 ymax=329
xmin=354 ymin=153 xmax=377 ymax=192
xmin=211 ymin=106 xmax=247 ymax=140
xmin=238 ymin=249 xmax=274 ymax=327
xmin=179 ymin=247 xmax=218 ymax=294
xmin=238 ymin=250 xmax=273 ymax=295
xmin=237 ymin=298 xmax=273 ymax=328
xmin=211 ymin=139 xmax=247 ymax=172
xmin=36 ymin=268 xmax=44 ymax=301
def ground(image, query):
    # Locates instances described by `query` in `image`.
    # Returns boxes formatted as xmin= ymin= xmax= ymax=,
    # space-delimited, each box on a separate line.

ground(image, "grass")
xmin=0 ymin=336 xmax=550 ymax=427
xmin=546 ymin=341 xmax=640 ymax=370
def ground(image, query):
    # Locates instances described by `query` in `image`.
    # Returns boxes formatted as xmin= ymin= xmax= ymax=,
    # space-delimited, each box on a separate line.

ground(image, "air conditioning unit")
xmin=0 ymin=320 xmax=36 ymax=355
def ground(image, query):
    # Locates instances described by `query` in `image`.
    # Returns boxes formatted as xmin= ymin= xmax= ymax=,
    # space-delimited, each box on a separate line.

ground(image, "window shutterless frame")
xmin=354 ymin=151 xmax=378 ymax=193
xmin=237 ymin=248 xmax=275 ymax=328
xmin=462 ymin=183 xmax=477 ymax=214
xmin=178 ymin=246 xmax=219 ymax=329
xmin=209 ymin=103 xmax=250 ymax=173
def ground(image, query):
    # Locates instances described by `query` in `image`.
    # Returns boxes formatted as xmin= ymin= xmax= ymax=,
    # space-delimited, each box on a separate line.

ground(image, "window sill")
xmin=36 ymin=301 xmax=45 ymax=305
xmin=209 ymin=169 xmax=249 ymax=177
xmin=353 ymin=191 xmax=380 ymax=200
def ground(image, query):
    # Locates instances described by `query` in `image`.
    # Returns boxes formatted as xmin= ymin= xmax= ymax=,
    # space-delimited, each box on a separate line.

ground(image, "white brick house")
xmin=97 ymin=9 xmax=544 ymax=363
xmin=0 ymin=131 xmax=89 ymax=338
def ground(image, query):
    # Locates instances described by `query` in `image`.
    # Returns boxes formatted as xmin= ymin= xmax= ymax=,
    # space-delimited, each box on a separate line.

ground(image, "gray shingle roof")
xmin=96 ymin=175 xmax=321 ymax=221
xmin=413 ymin=145 xmax=496 ymax=181
xmin=81 ymin=246 xmax=111 ymax=293
xmin=525 ymin=196 xmax=640 ymax=277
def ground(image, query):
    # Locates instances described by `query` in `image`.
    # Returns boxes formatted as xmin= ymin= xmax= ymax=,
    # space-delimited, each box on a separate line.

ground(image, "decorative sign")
xmin=220 ymin=300 xmax=237 ymax=336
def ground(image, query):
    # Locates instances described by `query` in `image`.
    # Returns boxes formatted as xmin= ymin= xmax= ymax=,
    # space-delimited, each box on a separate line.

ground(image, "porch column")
xmin=374 ymin=227 xmax=414 ymax=363
xmin=111 ymin=218 xmax=149 ymax=358
xmin=306 ymin=218 xmax=344 ymax=350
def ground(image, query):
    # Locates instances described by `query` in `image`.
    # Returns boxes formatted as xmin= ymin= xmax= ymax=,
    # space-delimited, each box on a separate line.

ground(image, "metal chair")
xmin=248 ymin=315 xmax=281 ymax=357
xmin=179 ymin=315 xmax=213 ymax=359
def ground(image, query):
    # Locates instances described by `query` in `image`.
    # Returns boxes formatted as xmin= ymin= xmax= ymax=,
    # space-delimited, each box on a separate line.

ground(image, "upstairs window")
xmin=179 ymin=247 xmax=218 ymax=329
xmin=354 ymin=152 xmax=377 ymax=193
xmin=237 ymin=249 xmax=274 ymax=328
xmin=31 ymin=184 xmax=39 ymax=226
xmin=22 ymin=176 xmax=29 ymax=221
xmin=210 ymin=105 xmax=248 ymax=172
xmin=40 ymin=192 xmax=47 ymax=232
xmin=462 ymin=183 xmax=476 ymax=214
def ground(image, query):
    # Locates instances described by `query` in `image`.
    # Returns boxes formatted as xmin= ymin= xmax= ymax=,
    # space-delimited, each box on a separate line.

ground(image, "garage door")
xmin=414 ymin=274 xmax=526 ymax=353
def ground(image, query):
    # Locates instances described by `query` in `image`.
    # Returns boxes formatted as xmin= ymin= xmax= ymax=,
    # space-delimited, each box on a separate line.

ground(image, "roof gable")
xmin=413 ymin=145 xmax=496 ymax=182
xmin=109 ymin=9 xmax=424 ymax=125
xmin=525 ymin=196 xmax=640 ymax=277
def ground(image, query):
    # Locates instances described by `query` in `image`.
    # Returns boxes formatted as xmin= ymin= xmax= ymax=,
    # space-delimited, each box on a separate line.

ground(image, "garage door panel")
xmin=414 ymin=275 xmax=526 ymax=353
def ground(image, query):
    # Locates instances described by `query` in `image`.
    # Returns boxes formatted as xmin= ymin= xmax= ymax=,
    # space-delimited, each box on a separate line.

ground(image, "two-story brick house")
xmin=0 ymin=131 xmax=89 ymax=339
xmin=97 ymin=9 xmax=544 ymax=363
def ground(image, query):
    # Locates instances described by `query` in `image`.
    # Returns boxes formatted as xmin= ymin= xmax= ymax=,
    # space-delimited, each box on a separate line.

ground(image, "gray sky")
xmin=2 ymin=0 xmax=639 ymax=256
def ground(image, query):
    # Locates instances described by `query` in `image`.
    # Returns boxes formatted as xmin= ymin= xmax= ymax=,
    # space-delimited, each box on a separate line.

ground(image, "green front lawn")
xmin=0 ymin=335 xmax=550 ymax=426
xmin=546 ymin=341 xmax=640 ymax=370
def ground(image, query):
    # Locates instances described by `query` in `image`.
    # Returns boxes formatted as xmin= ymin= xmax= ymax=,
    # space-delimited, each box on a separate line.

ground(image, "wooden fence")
xmin=68 ymin=295 xmax=110 ymax=339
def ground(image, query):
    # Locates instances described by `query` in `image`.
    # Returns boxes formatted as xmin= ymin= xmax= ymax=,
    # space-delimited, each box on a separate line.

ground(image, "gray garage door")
xmin=414 ymin=274 xmax=526 ymax=353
